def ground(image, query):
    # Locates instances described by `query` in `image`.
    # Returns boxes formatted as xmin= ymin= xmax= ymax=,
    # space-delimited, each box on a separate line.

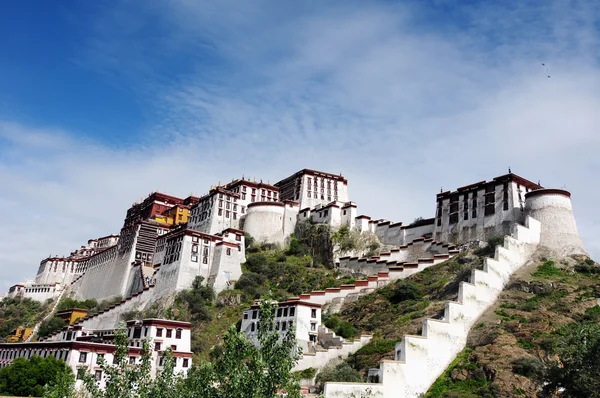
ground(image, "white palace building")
xmin=2 ymin=168 xmax=589 ymax=396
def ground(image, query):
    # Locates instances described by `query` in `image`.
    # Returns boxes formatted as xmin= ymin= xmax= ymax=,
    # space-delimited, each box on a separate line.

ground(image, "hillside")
xmin=322 ymin=245 xmax=599 ymax=397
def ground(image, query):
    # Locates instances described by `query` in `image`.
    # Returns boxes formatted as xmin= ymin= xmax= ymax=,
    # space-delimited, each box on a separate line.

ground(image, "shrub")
xmin=177 ymin=276 xmax=214 ymax=322
xmin=583 ymin=305 xmax=600 ymax=322
xmin=37 ymin=317 xmax=67 ymax=338
xmin=512 ymin=357 xmax=543 ymax=381
xmin=335 ymin=321 xmax=358 ymax=339
xmin=245 ymin=253 xmax=268 ymax=273
xmin=574 ymin=261 xmax=600 ymax=274
xmin=475 ymin=236 xmax=504 ymax=257
xmin=355 ymin=339 xmax=397 ymax=356
xmin=234 ymin=272 xmax=267 ymax=299
xmin=390 ymin=281 xmax=422 ymax=304
xmin=296 ymin=367 xmax=316 ymax=380
xmin=56 ymin=297 xmax=98 ymax=312
xmin=315 ymin=363 xmax=363 ymax=391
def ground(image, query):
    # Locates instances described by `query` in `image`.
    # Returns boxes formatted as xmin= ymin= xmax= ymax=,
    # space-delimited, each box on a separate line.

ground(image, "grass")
xmin=425 ymin=348 xmax=495 ymax=397
xmin=532 ymin=260 xmax=563 ymax=278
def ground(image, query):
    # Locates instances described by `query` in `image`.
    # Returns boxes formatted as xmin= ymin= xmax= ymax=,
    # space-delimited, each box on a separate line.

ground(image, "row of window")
xmin=248 ymin=320 xmax=294 ymax=332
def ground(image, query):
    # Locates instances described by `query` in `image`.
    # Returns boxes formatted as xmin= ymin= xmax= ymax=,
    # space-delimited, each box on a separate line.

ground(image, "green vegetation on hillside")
xmin=424 ymin=255 xmax=600 ymax=397
xmin=0 ymin=297 xmax=52 ymax=340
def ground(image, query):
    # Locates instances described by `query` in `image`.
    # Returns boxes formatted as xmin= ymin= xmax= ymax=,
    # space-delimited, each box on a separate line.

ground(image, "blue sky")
xmin=1 ymin=0 xmax=599 ymax=291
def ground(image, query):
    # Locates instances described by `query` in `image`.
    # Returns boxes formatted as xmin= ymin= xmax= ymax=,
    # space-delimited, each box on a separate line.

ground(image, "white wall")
xmin=324 ymin=216 xmax=542 ymax=397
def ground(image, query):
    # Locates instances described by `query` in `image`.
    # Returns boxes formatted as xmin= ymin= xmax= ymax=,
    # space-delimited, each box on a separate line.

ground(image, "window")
xmin=277 ymin=308 xmax=283 ymax=317
xmin=283 ymin=307 xmax=288 ymax=317
xmin=159 ymin=356 xmax=164 ymax=366
xmin=77 ymin=368 xmax=85 ymax=380
xmin=94 ymin=370 xmax=102 ymax=382
xmin=129 ymin=356 xmax=136 ymax=365
xmin=191 ymin=255 xmax=198 ymax=262
xmin=97 ymin=354 xmax=104 ymax=364
xmin=155 ymin=342 xmax=162 ymax=351
xmin=166 ymin=329 xmax=172 ymax=338
xmin=218 ymin=209 xmax=222 ymax=216
xmin=171 ymin=345 xmax=177 ymax=350
xmin=281 ymin=322 xmax=287 ymax=331
xmin=310 ymin=322 xmax=316 ymax=331
xmin=289 ymin=307 xmax=295 ymax=316
xmin=251 ymin=323 xmax=255 ymax=332
xmin=311 ymin=309 xmax=317 ymax=318
xmin=156 ymin=328 xmax=163 ymax=337
xmin=226 ymin=248 xmax=231 ymax=255
xmin=79 ymin=352 xmax=87 ymax=363
xmin=235 ymin=234 xmax=241 ymax=241
xmin=243 ymin=312 xmax=248 ymax=319
xmin=252 ymin=310 xmax=258 ymax=319
xmin=176 ymin=329 xmax=182 ymax=339
xmin=233 ymin=213 xmax=237 ymax=220
xmin=192 ymin=245 xmax=198 ymax=253
xmin=183 ymin=358 xmax=189 ymax=368
xmin=484 ymin=185 xmax=495 ymax=216
xmin=226 ymin=210 xmax=230 ymax=217
xmin=203 ymin=257 xmax=208 ymax=264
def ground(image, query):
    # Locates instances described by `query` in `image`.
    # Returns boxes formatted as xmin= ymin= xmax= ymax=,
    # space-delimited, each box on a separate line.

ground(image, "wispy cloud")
xmin=1 ymin=0 xmax=599 ymax=290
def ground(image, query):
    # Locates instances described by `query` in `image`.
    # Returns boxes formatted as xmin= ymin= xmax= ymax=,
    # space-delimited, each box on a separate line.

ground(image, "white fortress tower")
xmin=524 ymin=188 xmax=586 ymax=256
xmin=243 ymin=201 xmax=300 ymax=244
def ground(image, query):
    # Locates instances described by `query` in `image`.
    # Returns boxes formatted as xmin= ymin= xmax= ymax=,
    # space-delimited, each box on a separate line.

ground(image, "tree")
xmin=541 ymin=322 xmax=600 ymax=397
xmin=38 ymin=316 xmax=68 ymax=338
xmin=182 ymin=298 xmax=302 ymax=397
xmin=81 ymin=325 xmax=153 ymax=398
xmin=0 ymin=355 xmax=72 ymax=397
xmin=43 ymin=324 xmax=182 ymax=398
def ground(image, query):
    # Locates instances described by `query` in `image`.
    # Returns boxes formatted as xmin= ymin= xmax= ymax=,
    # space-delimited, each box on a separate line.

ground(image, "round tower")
xmin=524 ymin=189 xmax=586 ymax=256
xmin=243 ymin=202 xmax=286 ymax=245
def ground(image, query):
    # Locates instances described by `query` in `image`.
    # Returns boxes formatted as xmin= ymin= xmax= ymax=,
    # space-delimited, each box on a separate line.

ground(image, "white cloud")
xmin=1 ymin=0 xmax=599 ymax=291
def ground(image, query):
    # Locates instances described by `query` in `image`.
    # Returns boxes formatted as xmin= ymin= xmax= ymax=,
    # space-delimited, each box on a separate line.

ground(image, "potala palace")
xmin=1 ymin=168 xmax=588 ymax=396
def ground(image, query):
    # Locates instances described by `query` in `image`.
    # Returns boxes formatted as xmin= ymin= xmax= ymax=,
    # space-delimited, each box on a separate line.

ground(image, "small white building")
xmin=0 ymin=319 xmax=193 ymax=390
xmin=241 ymin=300 xmax=322 ymax=354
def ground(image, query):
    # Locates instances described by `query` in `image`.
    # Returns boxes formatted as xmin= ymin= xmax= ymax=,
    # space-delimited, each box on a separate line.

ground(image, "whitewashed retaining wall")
xmin=324 ymin=216 xmax=541 ymax=397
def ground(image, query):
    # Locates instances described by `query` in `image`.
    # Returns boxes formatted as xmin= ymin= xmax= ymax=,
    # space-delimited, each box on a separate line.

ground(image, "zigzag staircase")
xmin=288 ymin=242 xmax=460 ymax=371
xmin=337 ymin=237 xmax=459 ymax=280
xmin=323 ymin=216 xmax=542 ymax=397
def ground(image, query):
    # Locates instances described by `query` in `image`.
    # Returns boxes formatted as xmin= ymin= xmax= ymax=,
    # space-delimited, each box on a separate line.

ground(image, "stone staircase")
xmin=26 ymin=288 xmax=66 ymax=342
xmin=323 ymin=216 xmax=542 ymax=397
xmin=294 ymin=327 xmax=372 ymax=372
xmin=337 ymin=237 xmax=459 ymax=279
xmin=288 ymin=251 xmax=455 ymax=315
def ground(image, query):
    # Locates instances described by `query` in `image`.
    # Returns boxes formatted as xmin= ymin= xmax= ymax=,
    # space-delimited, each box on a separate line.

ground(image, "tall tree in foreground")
xmin=182 ymin=298 xmax=302 ymax=398
xmin=44 ymin=298 xmax=301 ymax=397
xmin=541 ymin=321 xmax=600 ymax=398
xmin=0 ymin=355 xmax=72 ymax=397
